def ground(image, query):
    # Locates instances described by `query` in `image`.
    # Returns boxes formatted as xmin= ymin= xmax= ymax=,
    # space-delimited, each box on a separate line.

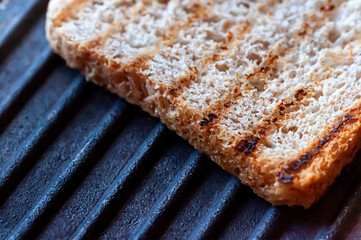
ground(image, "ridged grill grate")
xmin=1 ymin=1 xmax=361 ymax=239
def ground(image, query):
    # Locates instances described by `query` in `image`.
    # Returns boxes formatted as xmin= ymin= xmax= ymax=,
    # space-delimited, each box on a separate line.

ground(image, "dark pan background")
xmin=1 ymin=1 xmax=361 ymax=239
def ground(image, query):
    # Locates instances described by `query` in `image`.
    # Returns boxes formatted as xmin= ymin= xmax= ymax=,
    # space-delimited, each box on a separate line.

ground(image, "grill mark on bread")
xmin=320 ymin=0 xmax=336 ymax=12
xmin=245 ymin=54 xmax=279 ymax=91
xmin=166 ymin=66 xmax=199 ymax=101
xmin=307 ymin=1 xmax=342 ymax=33
xmin=78 ymin=5 xmax=153 ymax=103
xmin=162 ymin=4 xmax=221 ymax=101
xmin=162 ymin=3 xmax=210 ymax=46
xmin=200 ymin=53 xmax=280 ymax=124
xmin=168 ymin=88 xmax=178 ymax=96
xmin=176 ymin=66 xmax=199 ymax=88
xmin=269 ymin=88 xmax=310 ymax=121
xmin=53 ymin=0 xmax=89 ymax=28
xmin=195 ymin=95 xmax=234 ymax=128
xmin=320 ymin=4 xmax=335 ymax=11
xmin=235 ymin=21 xmax=250 ymax=39
xmin=165 ymin=4 xmax=251 ymax=123
xmin=81 ymin=2 xmax=149 ymax=51
xmin=236 ymin=135 xmax=261 ymax=155
xmin=245 ymin=54 xmax=279 ymax=77
xmin=86 ymin=25 xmax=125 ymax=52
xmin=196 ymin=53 xmax=281 ymax=141
xmin=75 ymin=1 xmax=161 ymax=104
xmin=199 ymin=113 xmax=218 ymax=126
xmin=197 ymin=87 xmax=240 ymax=126
xmin=156 ymin=0 xmax=170 ymax=4
xmin=84 ymin=51 xmax=150 ymax=103
xmin=234 ymin=88 xmax=312 ymax=155
xmin=245 ymin=66 xmax=270 ymax=80
xmin=257 ymin=0 xmax=278 ymax=11
xmin=295 ymin=89 xmax=307 ymax=101
xmin=298 ymin=23 xmax=310 ymax=37
xmin=235 ymin=125 xmax=269 ymax=155
xmin=279 ymin=114 xmax=354 ymax=183
xmin=278 ymin=172 xmax=294 ymax=184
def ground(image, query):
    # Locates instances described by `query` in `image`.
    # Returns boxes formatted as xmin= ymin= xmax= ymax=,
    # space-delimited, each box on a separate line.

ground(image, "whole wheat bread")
xmin=46 ymin=0 xmax=361 ymax=208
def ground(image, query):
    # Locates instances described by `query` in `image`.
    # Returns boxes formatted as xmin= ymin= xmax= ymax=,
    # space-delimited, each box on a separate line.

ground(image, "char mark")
xmin=280 ymin=114 xmax=354 ymax=182
xmin=168 ymin=88 xmax=178 ymax=96
xmin=295 ymin=89 xmax=307 ymax=101
xmin=331 ymin=114 xmax=353 ymax=133
xmin=320 ymin=5 xmax=335 ymax=11
xmin=199 ymin=113 xmax=218 ymax=126
xmin=236 ymin=135 xmax=260 ymax=155
xmin=279 ymin=172 xmax=294 ymax=184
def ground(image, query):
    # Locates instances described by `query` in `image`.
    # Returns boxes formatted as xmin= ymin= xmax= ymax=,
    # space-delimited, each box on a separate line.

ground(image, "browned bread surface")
xmin=46 ymin=0 xmax=361 ymax=208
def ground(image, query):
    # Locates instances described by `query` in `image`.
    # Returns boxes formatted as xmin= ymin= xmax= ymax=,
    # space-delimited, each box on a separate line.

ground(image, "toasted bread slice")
xmin=46 ymin=0 xmax=361 ymax=208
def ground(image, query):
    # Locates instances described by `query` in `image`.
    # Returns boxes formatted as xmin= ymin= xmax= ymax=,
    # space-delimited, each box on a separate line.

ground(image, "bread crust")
xmin=46 ymin=0 xmax=361 ymax=208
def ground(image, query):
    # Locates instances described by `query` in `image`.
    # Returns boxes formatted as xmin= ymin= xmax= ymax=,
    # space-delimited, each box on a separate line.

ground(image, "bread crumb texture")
xmin=46 ymin=0 xmax=361 ymax=208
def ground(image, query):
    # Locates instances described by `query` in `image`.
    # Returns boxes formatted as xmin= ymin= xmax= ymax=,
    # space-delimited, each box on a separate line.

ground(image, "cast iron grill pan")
xmin=1 ymin=1 xmax=361 ymax=239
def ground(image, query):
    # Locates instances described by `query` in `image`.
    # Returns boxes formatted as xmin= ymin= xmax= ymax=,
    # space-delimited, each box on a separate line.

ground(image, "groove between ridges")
xmin=6 ymin=99 xmax=128 ymax=240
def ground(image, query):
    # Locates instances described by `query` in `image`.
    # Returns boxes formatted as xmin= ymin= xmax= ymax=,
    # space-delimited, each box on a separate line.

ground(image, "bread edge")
xmin=45 ymin=3 xmax=361 ymax=208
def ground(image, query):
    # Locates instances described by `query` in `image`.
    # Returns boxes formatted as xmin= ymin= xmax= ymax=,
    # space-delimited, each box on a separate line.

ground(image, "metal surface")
xmin=1 ymin=1 xmax=361 ymax=239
